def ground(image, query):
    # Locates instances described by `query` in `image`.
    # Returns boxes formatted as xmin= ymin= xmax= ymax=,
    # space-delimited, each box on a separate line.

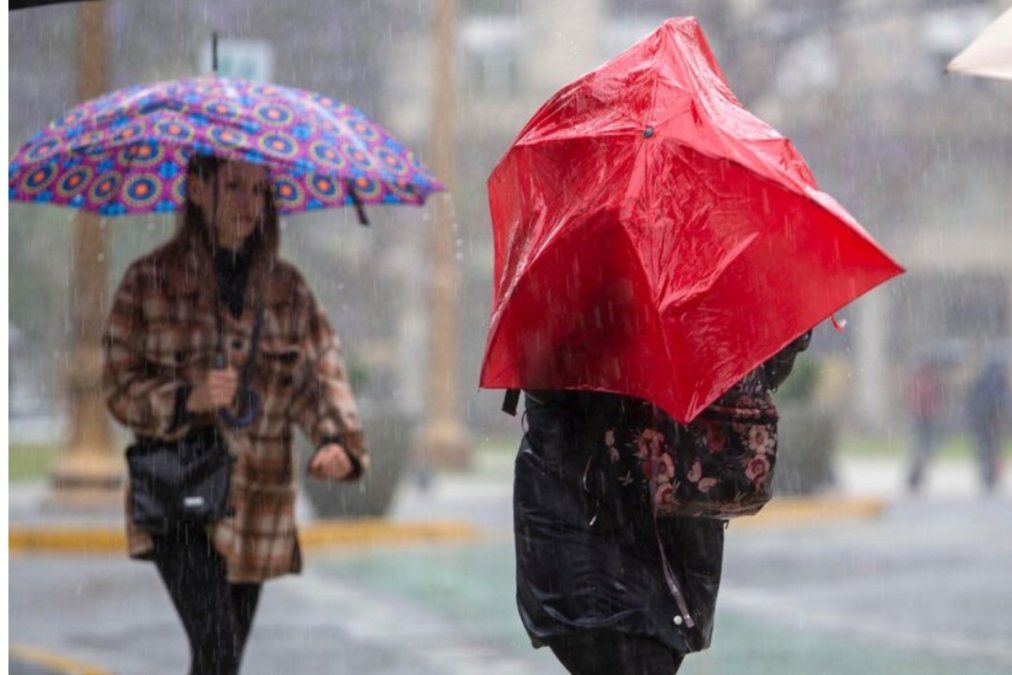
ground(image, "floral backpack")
xmin=602 ymin=368 xmax=779 ymax=520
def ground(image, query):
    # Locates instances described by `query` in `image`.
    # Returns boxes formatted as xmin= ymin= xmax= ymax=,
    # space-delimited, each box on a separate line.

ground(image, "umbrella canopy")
xmin=479 ymin=18 xmax=903 ymax=423
xmin=9 ymin=75 xmax=442 ymax=217
xmin=947 ymin=6 xmax=1012 ymax=81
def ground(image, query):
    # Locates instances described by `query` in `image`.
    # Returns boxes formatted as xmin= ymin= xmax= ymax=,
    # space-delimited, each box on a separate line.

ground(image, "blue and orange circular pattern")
xmin=170 ymin=174 xmax=187 ymax=204
xmin=349 ymin=176 xmax=382 ymax=201
xmin=209 ymin=127 xmax=248 ymax=150
xmin=9 ymin=75 xmax=442 ymax=215
xmin=20 ymin=163 xmax=58 ymax=195
xmin=68 ymin=129 xmax=108 ymax=152
xmin=203 ymin=99 xmax=240 ymax=120
xmin=24 ymin=138 xmax=61 ymax=163
xmin=55 ymin=166 xmax=94 ymax=199
xmin=51 ymin=108 xmax=88 ymax=129
xmin=258 ymin=132 xmax=298 ymax=160
xmin=386 ymin=180 xmax=420 ymax=203
xmin=255 ymin=103 xmax=294 ymax=126
xmin=110 ymin=122 xmax=147 ymax=145
xmin=155 ymin=119 xmax=196 ymax=143
xmin=251 ymin=83 xmax=281 ymax=97
xmin=342 ymin=142 xmax=375 ymax=170
xmin=122 ymin=174 xmax=163 ymax=210
xmin=309 ymin=140 xmax=347 ymax=169
xmin=273 ymin=176 xmax=305 ymax=209
xmin=376 ymin=147 xmax=411 ymax=176
xmin=307 ymin=174 xmax=340 ymax=202
xmin=350 ymin=119 xmax=379 ymax=142
xmin=88 ymin=171 xmax=122 ymax=204
xmin=118 ymin=142 xmax=165 ymax=167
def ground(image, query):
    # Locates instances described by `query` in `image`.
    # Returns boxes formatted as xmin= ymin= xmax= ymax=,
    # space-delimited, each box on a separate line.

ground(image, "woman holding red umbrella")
xmin=483 ymin=18 xmax=900 ymax=675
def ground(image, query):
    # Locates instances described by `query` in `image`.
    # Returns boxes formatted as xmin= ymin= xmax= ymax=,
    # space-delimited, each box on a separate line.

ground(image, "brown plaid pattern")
xmin=103 ymin=230 xmax=366 ymax=582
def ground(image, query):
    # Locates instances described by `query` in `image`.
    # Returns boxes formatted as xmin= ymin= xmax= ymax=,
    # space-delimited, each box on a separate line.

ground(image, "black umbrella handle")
xmin=346 ymin=182 xmax=370 ymax=226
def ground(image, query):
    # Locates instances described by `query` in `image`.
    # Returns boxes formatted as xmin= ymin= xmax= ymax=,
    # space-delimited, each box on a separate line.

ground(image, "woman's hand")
xmin=308 ymin=443 xmax=354 ymax=481
xmin=186 ymin=367 xmax=239 ymax=413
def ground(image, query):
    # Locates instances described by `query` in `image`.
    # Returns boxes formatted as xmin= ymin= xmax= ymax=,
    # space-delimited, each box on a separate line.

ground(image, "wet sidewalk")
xmin=10 ymin=453 xmax=1012 ymax=674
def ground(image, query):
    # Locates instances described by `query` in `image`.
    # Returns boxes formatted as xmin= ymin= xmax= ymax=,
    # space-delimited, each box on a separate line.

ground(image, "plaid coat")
xmin=103 ymin=228 xmax=366 ymax=583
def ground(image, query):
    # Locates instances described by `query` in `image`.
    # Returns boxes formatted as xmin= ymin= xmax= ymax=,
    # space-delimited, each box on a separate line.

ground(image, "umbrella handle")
xmin=213 ymin=351 xmax=259 ymax=428
xmin=212 ymin=32 xmax=219 ymax=74
xmin=346 ymin=183 xmax=370 ymax=226
xmin=219 ymin=390 xmax=260 ymax=429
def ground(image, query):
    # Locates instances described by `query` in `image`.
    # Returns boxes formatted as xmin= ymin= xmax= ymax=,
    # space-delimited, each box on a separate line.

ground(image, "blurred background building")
xmin=8 ymin=3 xmax=1012 ymax=672
xmin=9 ymin=0 xmax=1012 ymax=456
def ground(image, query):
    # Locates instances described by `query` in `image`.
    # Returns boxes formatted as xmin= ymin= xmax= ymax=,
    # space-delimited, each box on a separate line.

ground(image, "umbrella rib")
xmin=483 ymin=148 xmax=642 ymax=370
xmin=618 ymin=138 xmax=678 ymax=397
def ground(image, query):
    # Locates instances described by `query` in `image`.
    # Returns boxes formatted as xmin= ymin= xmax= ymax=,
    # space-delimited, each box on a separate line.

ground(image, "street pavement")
xmin=9 ymin=453 xmax=1012 ymax=674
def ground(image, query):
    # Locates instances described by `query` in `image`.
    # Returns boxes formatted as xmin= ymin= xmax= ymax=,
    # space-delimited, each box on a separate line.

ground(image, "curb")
xmin=9 ymin=644 xmax=111 ymax=675
xmin=9 ymin=519 xmax=478 ymax=554
xmin=732 ymin=495 xmax=888 ymax=530
xmin=9 ymin=497 xmax=885 ymax=553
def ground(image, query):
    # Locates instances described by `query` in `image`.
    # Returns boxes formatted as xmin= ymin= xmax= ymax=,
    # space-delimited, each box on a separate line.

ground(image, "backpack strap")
xmin=502 ymin=389 xmax=521 ymax=416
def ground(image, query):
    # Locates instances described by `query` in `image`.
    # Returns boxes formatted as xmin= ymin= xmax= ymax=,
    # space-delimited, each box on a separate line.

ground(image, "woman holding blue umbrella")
xmin=10 ymin=74 xmax=441 ymax=674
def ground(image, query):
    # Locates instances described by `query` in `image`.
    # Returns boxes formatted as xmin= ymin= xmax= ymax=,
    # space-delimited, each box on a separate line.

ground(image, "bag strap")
xmin=643 ymin=405 xmax=695 ymax=629
xmin=213 ymin=274 xmax=265 ymax=429
xmin=502 ymin=389 xmax=521 ymax=416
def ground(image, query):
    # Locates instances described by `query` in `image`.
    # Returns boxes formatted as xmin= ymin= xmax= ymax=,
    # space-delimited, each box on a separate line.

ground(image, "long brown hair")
xmin=179 ymin=154 xmax=280 ymax=266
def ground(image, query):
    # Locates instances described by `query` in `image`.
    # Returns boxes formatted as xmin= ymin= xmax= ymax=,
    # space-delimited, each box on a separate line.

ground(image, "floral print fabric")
xmin=603 ymin=369 xmax=779 ymax=519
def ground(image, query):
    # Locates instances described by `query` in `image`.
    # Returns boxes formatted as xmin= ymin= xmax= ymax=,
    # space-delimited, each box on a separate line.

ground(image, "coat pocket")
xmin=258 ymin=340 xmax=305 ymax=389
xmin=141 ymin=321 xmax=213 ymax=371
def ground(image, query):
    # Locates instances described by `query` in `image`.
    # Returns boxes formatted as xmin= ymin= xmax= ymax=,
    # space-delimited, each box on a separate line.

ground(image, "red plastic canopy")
xmin=480 ymin=17 xmax=904 ymax=422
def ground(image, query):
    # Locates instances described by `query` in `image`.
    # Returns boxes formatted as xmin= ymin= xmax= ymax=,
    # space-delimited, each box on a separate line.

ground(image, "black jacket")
xmin=514 ymin=390 xmax=724 ymax=655
xmin=512 ymin=332 xmax=811 ymax=655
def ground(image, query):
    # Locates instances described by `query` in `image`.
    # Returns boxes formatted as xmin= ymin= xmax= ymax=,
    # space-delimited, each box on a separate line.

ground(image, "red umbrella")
xmin=480 ymin=17 xmax=903 ymax=423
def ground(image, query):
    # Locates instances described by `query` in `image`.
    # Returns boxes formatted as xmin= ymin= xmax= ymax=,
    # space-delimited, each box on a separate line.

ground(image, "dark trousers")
xmin=973 ymin=416 xmax=1002 ymax=492
xmin=548 ymin=629 xmax=684 ymax=675
xmin=152 ymin=528 xmax=262 ymax=675
xmin=907 ymin=418 xmax=940 ymax=491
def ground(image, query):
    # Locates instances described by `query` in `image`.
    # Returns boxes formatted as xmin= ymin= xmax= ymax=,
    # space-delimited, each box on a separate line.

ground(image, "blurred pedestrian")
xmin=966 ymin=360 xmax=1008 ymax=493
xmin=512 ymin=334 xmax=811 ymax=674
xmin=906 ymin=362 xmax=947 ymax=492
xmin=103 ymin=156 xmax=367 ymax=674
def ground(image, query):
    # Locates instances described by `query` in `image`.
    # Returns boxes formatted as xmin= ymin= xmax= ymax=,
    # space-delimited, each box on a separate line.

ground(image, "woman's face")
xmin=189 ymin=160 xmax=271 ymax=249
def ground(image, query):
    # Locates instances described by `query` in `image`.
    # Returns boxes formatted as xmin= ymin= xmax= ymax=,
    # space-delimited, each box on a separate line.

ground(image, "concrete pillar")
xmin=50 ymin=0 xmax=123 ymax=507
xmin=415 ymin=0 xmax=472 ymax=468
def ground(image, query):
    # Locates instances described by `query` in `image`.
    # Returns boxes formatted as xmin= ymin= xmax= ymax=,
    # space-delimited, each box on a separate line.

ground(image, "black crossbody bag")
xmin=127 ymin=426 xmax=234 ymax=533
xmin=127 ymin=295 xmax=264 ymax=534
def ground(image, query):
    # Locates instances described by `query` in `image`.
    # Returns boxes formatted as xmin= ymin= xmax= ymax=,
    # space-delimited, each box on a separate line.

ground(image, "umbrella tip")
xmin=643 ymin=126 xmax=655 ymax=138
xmin=212 ymin=32 xmax=219 ymax=74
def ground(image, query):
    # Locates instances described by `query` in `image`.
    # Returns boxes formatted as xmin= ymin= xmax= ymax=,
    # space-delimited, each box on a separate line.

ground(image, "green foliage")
xmin=344 ymin=350 xmax=371 ymax=393
xmin=9 ymin=442 xmax=61 ymax=483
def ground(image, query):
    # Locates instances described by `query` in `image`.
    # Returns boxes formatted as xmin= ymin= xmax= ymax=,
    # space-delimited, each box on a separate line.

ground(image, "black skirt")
xmin=513 ymin=391 xmax=725 ymax=656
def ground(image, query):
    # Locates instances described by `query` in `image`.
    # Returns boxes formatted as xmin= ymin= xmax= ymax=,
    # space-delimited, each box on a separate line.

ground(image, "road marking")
xmin=9 ymin=643 xmax=111 ymax=675
xmin=9 ymin=519 xmax=477 ymax=554
xmin=732 ymin=496 xmax=887 ymax=530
